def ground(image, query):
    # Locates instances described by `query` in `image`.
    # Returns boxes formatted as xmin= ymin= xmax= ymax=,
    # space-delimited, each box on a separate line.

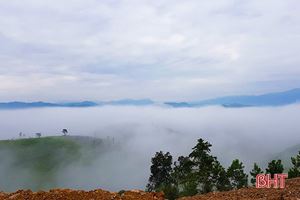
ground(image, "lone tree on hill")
xmin=62 ymin=129 xmax=68 ymax=136
xmin=36 ymin=133 xmax=42 ymax=138
xmin=266 ymin=160 xmax=284 ymax=178
xmin=288 ymin=151 xmax=300 ymax=178
xmin=250 ymin=163 xmax=263 ymax=186
xmin=227 ymin=159 xmax=248 ymax=189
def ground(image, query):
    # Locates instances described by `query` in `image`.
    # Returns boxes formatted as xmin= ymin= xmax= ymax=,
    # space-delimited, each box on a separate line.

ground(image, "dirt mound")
xmin=180 ymin=177 xmax=300 ymax=200
xmin=0 ymin=189 xmax=164 ymax=200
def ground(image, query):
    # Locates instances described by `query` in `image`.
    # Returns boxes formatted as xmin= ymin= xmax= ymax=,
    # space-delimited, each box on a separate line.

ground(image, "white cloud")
xmin=0 ymin=0 xmax=299 ymax=101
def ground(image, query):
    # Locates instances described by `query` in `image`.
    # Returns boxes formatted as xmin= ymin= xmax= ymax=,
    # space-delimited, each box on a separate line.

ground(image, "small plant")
xmin=118 ymin=190 xmax=126 ymax=196
xmin=62 ymin=129 xmax=68 ymax=136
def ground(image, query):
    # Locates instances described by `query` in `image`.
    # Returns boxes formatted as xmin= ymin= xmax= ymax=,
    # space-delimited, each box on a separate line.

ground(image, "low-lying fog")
xmin=0 ymin=105 xmax=300 ymax=191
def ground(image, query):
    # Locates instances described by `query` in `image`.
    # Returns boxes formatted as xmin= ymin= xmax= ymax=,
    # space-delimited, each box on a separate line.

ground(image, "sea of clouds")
xmin=0 ymin=105 xmax=300 ymax=191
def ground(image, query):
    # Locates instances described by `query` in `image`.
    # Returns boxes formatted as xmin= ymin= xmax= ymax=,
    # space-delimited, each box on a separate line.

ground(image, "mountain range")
xmin=1 ymin=88 xmax=300 ymax=109
xmin=165 ymin=88 xmax=300 ymax=108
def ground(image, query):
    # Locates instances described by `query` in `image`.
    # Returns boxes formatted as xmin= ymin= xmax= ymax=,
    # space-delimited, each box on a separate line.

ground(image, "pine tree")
xmin=250 ymin=163 xmax=263 ymax=185
xmin=146 ymin=151 xmax=173 ymax=192
xmin=266 ymin=160 xmax=284 ymax=178
xmin=288 ymin=151 xmax=300 ymax=178
xmin=227 ymin=159 xmax=248 ymax=189
xmin=188 ymin=138 xmax=217 ymax=193
xmin=173 ymin=156 xmax=197 ymax=196
xmin=211 ymin=160 xmax=230 ymax=191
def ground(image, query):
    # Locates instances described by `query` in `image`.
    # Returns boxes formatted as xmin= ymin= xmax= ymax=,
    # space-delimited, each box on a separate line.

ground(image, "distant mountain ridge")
xmin=0 ymin=99 xmax=154 ymax=109
xmin=165 ymin=88 xmax=300 ymax=108
xmin=0 ymin=101 xmax=97 ymax=109
xmin=0 ymin=88 xmax=300 ymax=109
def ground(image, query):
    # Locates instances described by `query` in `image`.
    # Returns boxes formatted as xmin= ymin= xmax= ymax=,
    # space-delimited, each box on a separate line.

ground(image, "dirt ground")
xmin=180 ymin=177 xmax=300 ymax=200
xmin=1 ymin=178 xmax=300 ymax=200
xmin=0 ymin=189 xmax=164 ymax=200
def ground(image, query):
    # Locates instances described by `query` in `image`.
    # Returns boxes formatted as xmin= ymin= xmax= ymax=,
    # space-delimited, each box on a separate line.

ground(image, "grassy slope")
xmin=257 ymin=143 xmax=300 ymax=172
xmin=0 ymin=136 xmax=107 ymax=191
xmin=272 ymin=143 xmax=300 ymax=170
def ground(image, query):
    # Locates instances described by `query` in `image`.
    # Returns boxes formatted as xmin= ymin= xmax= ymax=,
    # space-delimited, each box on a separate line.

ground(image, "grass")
xmin=0 ymin=136 xmax=106 ymax=191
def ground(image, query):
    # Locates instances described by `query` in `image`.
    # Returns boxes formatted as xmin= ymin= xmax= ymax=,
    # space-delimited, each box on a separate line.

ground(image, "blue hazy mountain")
xmin=1 ymin=88 xmax=300 ymax=109
xmin=0 ymin=101 xmax=98 ymax=109
xmin=106 ymin=99 xmax=154 ymax=106
xmin=59 ymin=101 xmax=98 ymax=107
xmin=166 ymin=88 xmax=300 ymax=108
xmin=164 ymin=102 xmax=193 ymax=108
xmin=0 ymin=99 xmax=154 ymax=109
xmin=0 ymin=102 xmax=58 ymax=109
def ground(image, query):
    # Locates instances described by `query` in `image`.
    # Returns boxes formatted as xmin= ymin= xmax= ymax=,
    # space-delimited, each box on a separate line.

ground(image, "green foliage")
xmin=146 ymin=151 xmax=173 ymax=192
xmin=188 ymin=139 xmax=217 ymax=193
xmin=0 ymin=136 xmax=107 ymax=191
xmin=146 ymin=151 xmax=179 ymax=200
xmin=0 ymin=137 xmax=81 ymax=190
xmin=173 ymin=156 xmax=197 ymax=197
xmin=180 ymin=180 xmax=198 ymax=197
xmin=211 ymin=160 xmax=230 ymax=191
xmin=173 ymin=139 xmax=230 ymax=195
xmin=266 ymin=160 xmax=284 ymax=178
xmin=147 ymin=138 xmax=248 ymax=198
xmin=158 ymin=183 xmax=179 ymax=200
xmin=118 ymin=190 xmax=126 ymax=196
xmin=250 ymin=163 xmax=263 ymax=186
xmin=227 ymin=159 xmax=248 ymax=189
xmin=288 ymin=151 xmax=300 ymax=178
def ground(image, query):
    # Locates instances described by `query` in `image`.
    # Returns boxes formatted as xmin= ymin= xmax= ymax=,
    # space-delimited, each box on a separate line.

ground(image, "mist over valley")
xmin=0 ymin=104 xmax=299 ymax=191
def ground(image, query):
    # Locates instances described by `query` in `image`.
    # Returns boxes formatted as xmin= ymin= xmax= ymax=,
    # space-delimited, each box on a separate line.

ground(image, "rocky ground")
xmin=1 ymin=178 xmax=300 ymax=200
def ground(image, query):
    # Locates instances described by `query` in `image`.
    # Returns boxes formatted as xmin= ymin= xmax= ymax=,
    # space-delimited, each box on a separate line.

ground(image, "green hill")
xmin=0 ymin=136 xmax=112 ymax=191
xmin=271 ymin=144 xmax=300 ymax=170
xmin=257 ymin=143 xmax=300 ymax=173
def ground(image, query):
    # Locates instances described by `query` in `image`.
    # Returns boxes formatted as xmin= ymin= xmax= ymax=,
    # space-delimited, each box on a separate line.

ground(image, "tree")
xmin=146 ymin=151 xmax=174 ymax=193
xmin=188 ymin=138 xmax=221 ymax=193
xmin=36 ymin=133 xmax=42 ymax=138
xmin=158 ymin=184 xmax=179 ymax=200
xmin=288 ymin=151 xmax=300 ymax=178
xmin=173 ymin=156 xmax=197 ymax=197
xmin=62 ymin=129 xmax=68 ymax=136
xmin=227 ymin=159 xmax=248 ymax=189
xmin=250 ymin=163 xmax=263 ymax=186
xmin=266 ymin=160 xmax=284 ymax=178
xmin=211 ymin=160 xmax=230 ymax=191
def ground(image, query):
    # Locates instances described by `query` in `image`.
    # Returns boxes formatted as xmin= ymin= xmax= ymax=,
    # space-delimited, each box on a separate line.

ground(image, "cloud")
xmin=0 ymin=0 xmax=299 ymax=101
xmin=0 ymin=105 xmax=300 ymax=191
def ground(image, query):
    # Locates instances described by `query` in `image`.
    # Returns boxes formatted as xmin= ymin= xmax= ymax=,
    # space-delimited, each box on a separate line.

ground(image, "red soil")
xmin=1 ymin=178 xmax=300 ymax=200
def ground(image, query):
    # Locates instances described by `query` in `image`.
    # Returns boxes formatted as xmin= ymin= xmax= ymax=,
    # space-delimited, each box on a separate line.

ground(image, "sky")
xmin=0 ymin=0 xmax=300 ymax=101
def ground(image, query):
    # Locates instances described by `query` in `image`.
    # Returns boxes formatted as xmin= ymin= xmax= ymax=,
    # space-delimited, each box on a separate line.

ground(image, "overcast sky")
xmin=0 ymin=0 xmax=299 ymax=101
